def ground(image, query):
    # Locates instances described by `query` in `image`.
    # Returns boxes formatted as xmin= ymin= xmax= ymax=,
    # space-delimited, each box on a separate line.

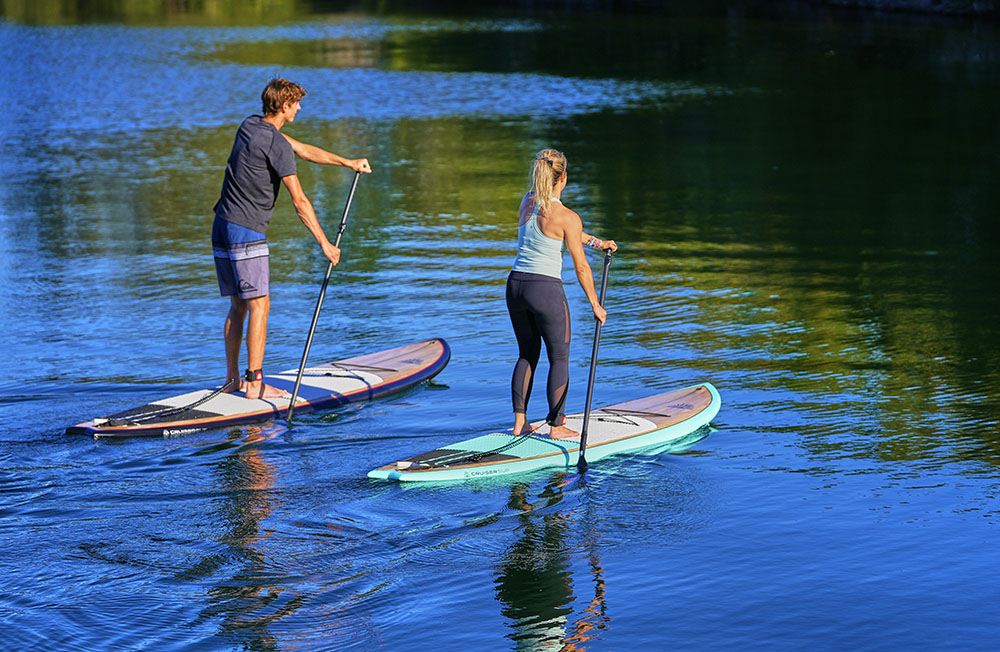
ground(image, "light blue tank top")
xmin=511 ymin=198 xmax=565 ymax=279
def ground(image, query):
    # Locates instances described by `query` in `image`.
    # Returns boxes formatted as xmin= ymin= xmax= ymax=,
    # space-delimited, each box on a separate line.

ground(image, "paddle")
xmin=576 ymin=249 xmax=613 ymax=474
xmin=286 ymin=171 xmax=361 ymax=421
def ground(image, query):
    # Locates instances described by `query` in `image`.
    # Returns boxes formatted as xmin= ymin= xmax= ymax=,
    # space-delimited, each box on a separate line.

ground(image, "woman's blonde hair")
xmin=530 ymin=149 xmax=567 ymax=208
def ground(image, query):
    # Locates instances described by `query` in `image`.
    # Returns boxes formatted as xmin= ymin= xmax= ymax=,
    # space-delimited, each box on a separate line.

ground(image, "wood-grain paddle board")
xmin=67 ymin=338 xmax=450 ymax=438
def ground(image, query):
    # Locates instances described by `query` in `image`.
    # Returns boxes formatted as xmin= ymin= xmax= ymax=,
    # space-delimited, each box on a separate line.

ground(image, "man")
xmin=212 ymin=78 xmax=372 ymax=399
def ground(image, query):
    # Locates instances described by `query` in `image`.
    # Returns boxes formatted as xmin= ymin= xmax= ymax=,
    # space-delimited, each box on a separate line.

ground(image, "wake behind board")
xmin=67 ymin=338 xmax=450 ymax=438
xmin=368 ymin=382 xmax=720 ymax=482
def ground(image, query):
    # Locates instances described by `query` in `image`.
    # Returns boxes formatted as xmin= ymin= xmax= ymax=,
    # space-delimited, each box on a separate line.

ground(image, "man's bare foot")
xmin=549 ymin=425 xmax=579 ymax=440
xmin=222 ymin=378 xmax=242 ymax=394
xmin=243 ymin=381 xmax=291 ymax=400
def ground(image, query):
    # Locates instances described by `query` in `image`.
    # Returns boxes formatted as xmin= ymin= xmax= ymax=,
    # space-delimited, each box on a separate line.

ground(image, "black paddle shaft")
xmin=577 ymin=249 xmax=613 ymax=474
xmin=286 ymin=171 xmax=361 ymax=421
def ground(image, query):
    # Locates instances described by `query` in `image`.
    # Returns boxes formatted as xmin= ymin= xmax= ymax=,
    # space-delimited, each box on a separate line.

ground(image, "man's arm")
xmin=281 ymin=133 xmax=372 ymax=173
xmin=282 ymin=174 xmax=341 ymax=265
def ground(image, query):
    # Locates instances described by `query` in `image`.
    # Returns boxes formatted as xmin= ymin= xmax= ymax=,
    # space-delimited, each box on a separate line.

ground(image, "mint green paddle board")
xmin=368 ymin=382 xmax=721 ymax=482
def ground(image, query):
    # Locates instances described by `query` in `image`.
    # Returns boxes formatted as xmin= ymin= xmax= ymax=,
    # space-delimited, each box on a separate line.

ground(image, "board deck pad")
xmin=368 ymin=382 xmax=721 ymax=482
xmin=67 ymin=338 xmax=450 ymax=438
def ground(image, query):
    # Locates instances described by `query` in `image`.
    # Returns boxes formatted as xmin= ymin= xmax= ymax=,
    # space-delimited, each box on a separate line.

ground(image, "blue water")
xmin=2 ymin=6 xmax=999 ymax=650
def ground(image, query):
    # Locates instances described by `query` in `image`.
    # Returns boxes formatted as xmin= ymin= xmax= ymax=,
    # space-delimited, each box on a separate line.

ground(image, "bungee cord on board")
xmin=106 ymin=378 xmax=238 ymax=427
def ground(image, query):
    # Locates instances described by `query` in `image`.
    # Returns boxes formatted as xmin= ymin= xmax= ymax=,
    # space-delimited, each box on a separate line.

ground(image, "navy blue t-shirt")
xmin=213 ymin=115 xmax=297 ymax=233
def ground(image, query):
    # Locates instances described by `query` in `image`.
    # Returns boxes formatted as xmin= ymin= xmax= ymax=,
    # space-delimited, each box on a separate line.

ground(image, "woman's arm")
xmin=580 ymin=230 xmax=618 ymax=252
xmin=563 ymin=209 xmax=608 ymax=324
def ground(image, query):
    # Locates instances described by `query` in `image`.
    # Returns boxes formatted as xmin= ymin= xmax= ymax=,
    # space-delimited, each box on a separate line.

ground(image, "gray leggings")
xmin=506 ymin=271 xmax=571 ymax=426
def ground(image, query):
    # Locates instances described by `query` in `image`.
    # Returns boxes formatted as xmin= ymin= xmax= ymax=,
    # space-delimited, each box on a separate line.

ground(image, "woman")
xmin=507 ymin=149 xmax=618 ymax=439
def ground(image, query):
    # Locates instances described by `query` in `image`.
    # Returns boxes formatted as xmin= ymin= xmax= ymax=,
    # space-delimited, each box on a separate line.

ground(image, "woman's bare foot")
xmin=243 ymin=381 xmax=291 ymax=400
xmin=549 ymin=424 xmax=579 ymax=440
xmin=512 ymin=412 xmax=532 ymax=437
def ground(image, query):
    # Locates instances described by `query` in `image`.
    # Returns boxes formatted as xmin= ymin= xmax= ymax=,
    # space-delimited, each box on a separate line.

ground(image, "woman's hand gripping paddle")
xmin=577 ymin=249 xmax=613 ymax=474
xmin=286 ymin=171 xmax=361 ymax=421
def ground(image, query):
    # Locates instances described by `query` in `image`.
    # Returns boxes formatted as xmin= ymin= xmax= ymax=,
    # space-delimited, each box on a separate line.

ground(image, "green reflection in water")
xmin=1 ymin=0 xmax=309 ymax=26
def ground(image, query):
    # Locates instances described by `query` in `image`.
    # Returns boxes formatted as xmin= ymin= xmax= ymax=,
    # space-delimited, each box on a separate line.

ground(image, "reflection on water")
xmin=496 ymin=478 xmax=574 ymax=649
xmin=495 ymin=475 xmax=610 ymax=650
xmin=195 ymin=424 xmax=285 ymax=649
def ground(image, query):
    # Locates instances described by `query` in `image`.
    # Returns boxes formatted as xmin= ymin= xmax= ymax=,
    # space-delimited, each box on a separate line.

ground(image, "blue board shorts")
xmin=212 ymin=217 xmax=269 ymax=299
